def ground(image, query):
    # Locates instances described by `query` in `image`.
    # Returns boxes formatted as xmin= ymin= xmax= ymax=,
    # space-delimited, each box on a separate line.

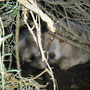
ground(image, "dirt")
xmin=21 ymin=61 xmax=90 ymax=90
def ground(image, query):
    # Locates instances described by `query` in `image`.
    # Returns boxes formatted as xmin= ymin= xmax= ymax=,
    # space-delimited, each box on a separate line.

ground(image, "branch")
xmin=17 ymin=0 xmax=56 ymax=33
xmin=15 ymin=4 xmax=21 ymax=72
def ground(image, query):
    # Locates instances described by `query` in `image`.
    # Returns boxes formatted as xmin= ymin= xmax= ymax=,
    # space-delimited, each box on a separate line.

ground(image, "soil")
xmin=21 ymin=61 xmax=90 ymax=90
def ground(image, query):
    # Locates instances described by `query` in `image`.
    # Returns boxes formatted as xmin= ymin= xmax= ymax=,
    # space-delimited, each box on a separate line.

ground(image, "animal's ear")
xmin=12 ymin=39 xmax=27 ymax=51
xmin=22 ymin=47 xmax=31 ymax=62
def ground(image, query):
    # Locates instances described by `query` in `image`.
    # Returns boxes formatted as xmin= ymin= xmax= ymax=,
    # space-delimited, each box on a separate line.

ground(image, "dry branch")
xmin=17 ymin=0 xmax=90 ymax=51
xmin=23 ymin=8 xmax=56 ymax=90
xmin=15 ymin=4 xmax=21 ymax=72
xmin=17 ymin=0 xmax=56 ymax=33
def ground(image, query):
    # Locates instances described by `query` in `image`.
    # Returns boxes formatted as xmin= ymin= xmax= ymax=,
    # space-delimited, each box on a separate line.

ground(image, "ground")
xmin=21 ymin=61 xmax=90 ymax=90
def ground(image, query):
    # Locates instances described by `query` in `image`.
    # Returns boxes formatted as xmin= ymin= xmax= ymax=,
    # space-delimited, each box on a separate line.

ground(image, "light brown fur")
xmin=43 ymin=32 xmax=90 ymax=70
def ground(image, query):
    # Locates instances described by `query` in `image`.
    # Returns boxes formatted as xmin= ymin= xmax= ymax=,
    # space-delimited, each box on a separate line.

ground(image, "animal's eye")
xmin=50 ymin=37 xmax=54 ymax=41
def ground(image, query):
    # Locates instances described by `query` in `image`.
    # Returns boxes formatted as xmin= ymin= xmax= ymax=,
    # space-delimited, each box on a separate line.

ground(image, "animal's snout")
xmin=49 ymin=52 xmax=55 ymax=59
xmin=30 ymin=54 xmax=36 ymax=61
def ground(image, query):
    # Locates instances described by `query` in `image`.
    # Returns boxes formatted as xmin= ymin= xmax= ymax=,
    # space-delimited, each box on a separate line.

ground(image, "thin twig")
xmin=0 ymin=16 xmax=5 ymax=90
xmin=30 ymin=11 xmax=56 ymax=90
xmin=15 ymin=3 xmax=21 ymax=72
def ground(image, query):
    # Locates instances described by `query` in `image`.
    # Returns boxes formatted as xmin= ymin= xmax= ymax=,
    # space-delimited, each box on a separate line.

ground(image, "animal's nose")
xmin=30 ymin=54 xmax=36 ymax=61
xmin=49 ymin=52 xmax=55 ymax=59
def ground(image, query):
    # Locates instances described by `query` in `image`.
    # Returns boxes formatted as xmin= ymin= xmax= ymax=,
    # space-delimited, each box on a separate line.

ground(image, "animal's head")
xmin=12 ymin=28 xmax=47 ymax=69
xmin=43 ymin=32 xmax=73 ymax=64
xmin=22 ymin=44 xmax=47 ymax=69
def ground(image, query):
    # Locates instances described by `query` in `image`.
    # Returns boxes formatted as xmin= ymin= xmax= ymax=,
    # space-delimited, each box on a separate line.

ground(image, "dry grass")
xmin=0 ymin=0 xmax=90 ymax=90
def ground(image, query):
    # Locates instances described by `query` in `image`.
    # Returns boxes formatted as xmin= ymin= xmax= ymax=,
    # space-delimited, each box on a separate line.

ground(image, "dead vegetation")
xmin=0 ymin=0 xmax=90 ymax=90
